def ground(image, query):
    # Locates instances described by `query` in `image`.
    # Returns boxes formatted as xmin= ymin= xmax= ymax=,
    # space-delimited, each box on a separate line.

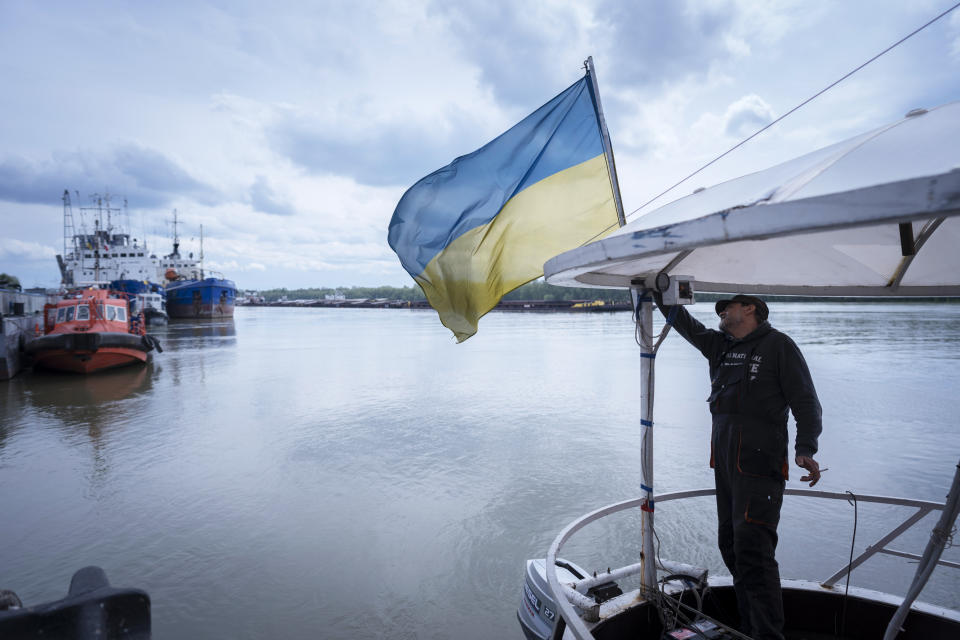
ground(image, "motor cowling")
xmin=518 ymin=558 xmax=594 ymax=640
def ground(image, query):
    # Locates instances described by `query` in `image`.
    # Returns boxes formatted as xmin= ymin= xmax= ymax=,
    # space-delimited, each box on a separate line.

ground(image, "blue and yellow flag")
xmin=388 ymin=74 xmax=619 ymax=342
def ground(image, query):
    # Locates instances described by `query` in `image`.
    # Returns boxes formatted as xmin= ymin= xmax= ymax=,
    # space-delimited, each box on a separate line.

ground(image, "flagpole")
xmin=584 ymin=56 xmax=626 ymax=228
xmin=630 ymin=286 xmax=658 ymax=601
xmin=589 ymin=56 xmax=655 ymax=595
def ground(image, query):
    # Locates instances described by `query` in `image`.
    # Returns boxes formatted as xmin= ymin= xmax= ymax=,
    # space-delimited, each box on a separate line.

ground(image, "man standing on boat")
xmin=654 ymin=293 xmax=822 ymax=640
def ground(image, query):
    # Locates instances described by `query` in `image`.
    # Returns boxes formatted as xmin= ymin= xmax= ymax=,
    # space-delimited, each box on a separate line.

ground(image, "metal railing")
xmin=545 ymin=488 xmax=956 ymax=640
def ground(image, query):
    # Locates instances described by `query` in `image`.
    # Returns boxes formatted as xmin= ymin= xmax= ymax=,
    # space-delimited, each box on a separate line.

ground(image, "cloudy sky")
xmin=2 ymin=0 xmax=958 ymax=290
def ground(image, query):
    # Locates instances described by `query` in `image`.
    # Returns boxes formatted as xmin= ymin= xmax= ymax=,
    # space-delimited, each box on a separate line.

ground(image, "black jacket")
xmin=658 ymin=302 xmax=822 ymax=461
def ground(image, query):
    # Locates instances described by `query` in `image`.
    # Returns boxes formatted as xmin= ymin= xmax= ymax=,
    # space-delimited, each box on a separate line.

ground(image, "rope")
xmin=840 ymin=491 xmax=859 ymax=638
xmin=931 ymin=524 xmax=956 ymax=548
xmin=634 ymin=291 xmax=671 ymax=347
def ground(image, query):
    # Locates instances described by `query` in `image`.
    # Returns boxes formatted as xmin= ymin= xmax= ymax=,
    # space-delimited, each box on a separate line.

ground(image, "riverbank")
xmin=241 ymin=298 xmax=634 ymax=311
xmin=241 ymin=294 xmax=959 ymax=312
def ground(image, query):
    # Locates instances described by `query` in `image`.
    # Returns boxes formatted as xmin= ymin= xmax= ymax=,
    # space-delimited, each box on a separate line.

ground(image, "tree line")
xmin=253 ymin=282 xmax=958 ymax=305
xmin=255 ymin=279 xmax=632 ymax=303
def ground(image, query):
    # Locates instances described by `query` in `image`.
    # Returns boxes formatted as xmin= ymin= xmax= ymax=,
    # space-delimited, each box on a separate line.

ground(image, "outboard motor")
xmin=519 ymin=558 xmax=611 ymax=640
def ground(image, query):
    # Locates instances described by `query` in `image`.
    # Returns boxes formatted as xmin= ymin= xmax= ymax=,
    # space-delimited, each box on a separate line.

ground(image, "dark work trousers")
xmin=713 ymin=416 xmax=786 ymax=640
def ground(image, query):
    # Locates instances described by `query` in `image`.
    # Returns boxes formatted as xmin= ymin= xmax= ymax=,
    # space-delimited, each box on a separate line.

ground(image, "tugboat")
xmin=27 ymin=288 xmax=162 ymax=374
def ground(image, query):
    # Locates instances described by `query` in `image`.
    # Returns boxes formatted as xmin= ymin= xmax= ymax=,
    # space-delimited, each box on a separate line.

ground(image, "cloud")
xmin=1 ymin=1 xmax=957 ymax=292
xmin=951 ymin=10 xmax=960 ymax=60
xmin=592 ymin=0 xmax=817 ymax=97
xmin=723 ymin=94 xmax=775 ymax=137
xmin=428 ymin=0 xmax=587 ymax=107
xmin=0 ymin=238 xmax=57 ymax=260
xmin=0 ymin=144 xmax=222 ymax=209
xmin=265 ymin=102 xmax=486 ymax=187
xmin=249 ymin=175 xmax=296 ymax=216
xmin=595 ymin=0 xmax=737 ymax=88
xmin=207 ymin=259 xmax=267 ymax=273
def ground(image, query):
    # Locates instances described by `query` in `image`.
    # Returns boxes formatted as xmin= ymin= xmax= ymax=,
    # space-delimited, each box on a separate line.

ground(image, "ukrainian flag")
xmin=388 ymin=74 xmax=619 ymax=342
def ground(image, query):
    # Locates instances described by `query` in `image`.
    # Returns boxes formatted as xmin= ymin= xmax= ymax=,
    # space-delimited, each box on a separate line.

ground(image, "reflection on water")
xmin=0 ymin=304 xmax=957 ymax=639
xmin=147 ymin=318 xmax=237 ymax=390
xmin=3 ymin=360 xmax=153 ymax=441
xmin=7 ymin=363 xmax=155 ymax=494
xmin=31 ymin=364 xmax=152 ymax=409
xmin=153 ymin=317 xmax=237 ymax=348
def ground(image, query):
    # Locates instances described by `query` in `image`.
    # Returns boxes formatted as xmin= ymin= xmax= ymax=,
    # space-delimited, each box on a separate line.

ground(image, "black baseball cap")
xmin=715 ymin=294 xmax=769 ymax=322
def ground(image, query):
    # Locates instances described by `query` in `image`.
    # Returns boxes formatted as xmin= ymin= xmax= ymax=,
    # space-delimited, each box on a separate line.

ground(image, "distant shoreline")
xmin=247 ymin=280 xmax=960 ymax=308
xmin=241 ymin=295 xmax=959 ymax=311
xmin=241 ymin=299 xmax=633 ymax=311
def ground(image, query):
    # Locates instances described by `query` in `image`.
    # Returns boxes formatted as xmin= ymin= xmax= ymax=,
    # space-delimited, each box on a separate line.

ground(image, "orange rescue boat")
xmin=27 ymin=288 xmax=162 ymax=374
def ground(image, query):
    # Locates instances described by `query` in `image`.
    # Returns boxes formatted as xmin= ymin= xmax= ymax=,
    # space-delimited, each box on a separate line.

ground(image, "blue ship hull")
xmin=165 ymin=278 xmax=236 ymax=319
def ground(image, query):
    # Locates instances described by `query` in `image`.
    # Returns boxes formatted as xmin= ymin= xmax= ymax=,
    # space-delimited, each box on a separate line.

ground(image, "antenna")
xmin=171 ymin=209 xmax=180 ymax=257
xmin=73 ymin=190 xmax=86 ymax=241
xmin=123 ymin=197 xmax=135 ymax=248
xmin=94 ymin=216 xmax=101 ymax=284
xmin=89 ymin=191 xmax=120 ymax=235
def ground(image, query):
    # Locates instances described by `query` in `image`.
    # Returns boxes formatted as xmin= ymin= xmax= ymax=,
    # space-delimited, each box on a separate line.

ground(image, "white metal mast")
xmin=632 ymin=287 xmax=658 ymax=595
xmin=588 ymin=56 xmax=657 ymax=594
xmin=171 ymin=209 xmax=180 ymax=257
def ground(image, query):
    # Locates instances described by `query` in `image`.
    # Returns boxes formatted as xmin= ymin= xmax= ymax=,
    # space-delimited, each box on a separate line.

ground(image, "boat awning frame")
xmin=545 ymin=101 xmax=960 ymax=298
xmin=546 ymin=169 xmax=960 ymax=296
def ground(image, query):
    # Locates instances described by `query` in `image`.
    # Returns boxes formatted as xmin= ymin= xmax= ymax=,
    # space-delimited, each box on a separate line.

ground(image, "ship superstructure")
xmin=158 ymin=209 xmax=202 ymax=280
xmin=55 ymin=191 xmax=235 ymax=319
xmin=56 ymin=190 xmax=162 ymax=286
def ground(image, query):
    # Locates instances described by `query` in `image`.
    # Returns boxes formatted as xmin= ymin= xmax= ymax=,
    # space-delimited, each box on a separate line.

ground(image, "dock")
xmin=1 ymin=289 xmax=58 ymax=380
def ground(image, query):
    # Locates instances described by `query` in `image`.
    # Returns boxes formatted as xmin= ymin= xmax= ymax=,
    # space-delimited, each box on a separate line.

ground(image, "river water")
xmin=1 ymin=303 xmax=959 ymax=639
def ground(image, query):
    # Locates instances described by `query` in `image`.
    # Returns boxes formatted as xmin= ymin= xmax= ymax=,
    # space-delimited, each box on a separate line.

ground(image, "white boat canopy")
xmin=545 ymin=102 xmax=960 ymax=297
